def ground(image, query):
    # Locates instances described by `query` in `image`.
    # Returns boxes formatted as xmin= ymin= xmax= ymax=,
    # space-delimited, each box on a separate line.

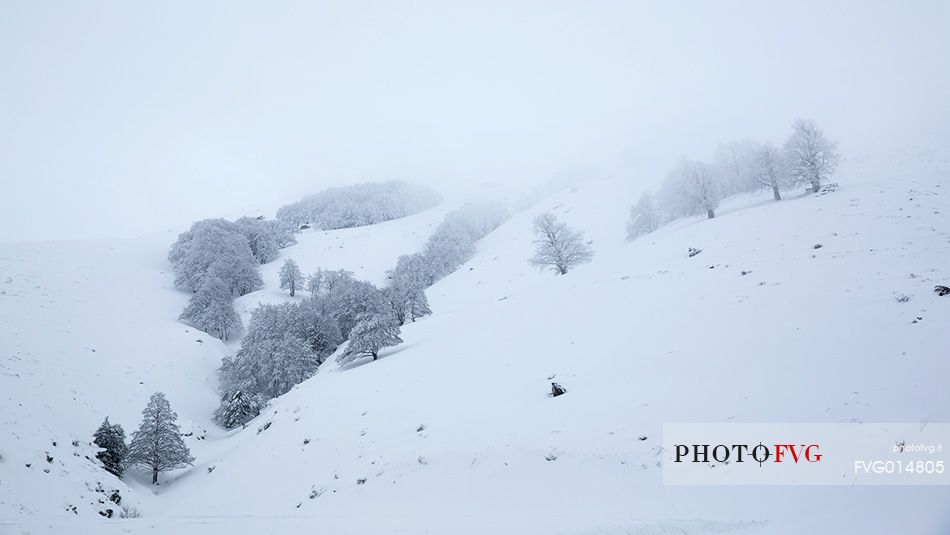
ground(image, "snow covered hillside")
xmin=3 ymin=142 xmax=950 ymax=534
xmin=0 ymin=204 xmax=448 ymax=525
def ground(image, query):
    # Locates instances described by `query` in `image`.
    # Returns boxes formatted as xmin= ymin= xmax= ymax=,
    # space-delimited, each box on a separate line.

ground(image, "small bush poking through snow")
xmin=119 ymin=505 xmax=142 ymax=519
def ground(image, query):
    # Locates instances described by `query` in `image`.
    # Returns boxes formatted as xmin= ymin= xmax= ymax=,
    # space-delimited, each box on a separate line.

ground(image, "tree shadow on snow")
xmin=336 ymin=341 xmax=422 ymax=372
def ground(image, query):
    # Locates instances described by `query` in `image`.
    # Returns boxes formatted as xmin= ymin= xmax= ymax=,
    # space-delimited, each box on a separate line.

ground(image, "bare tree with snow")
xmin=529 ymin=212 xmax=594 ymax=275
xmin=126 ymin=393 xmax=194 ymax=485
xmin=279 ymin=258 xmax=303 ymax=297
xmin=667 ymin=159 xmax=722 ymax=219
xmin=750 ymin=143 xmax=790 ymax=200
xmin=783 ymin=119 xmax=839 ymax=192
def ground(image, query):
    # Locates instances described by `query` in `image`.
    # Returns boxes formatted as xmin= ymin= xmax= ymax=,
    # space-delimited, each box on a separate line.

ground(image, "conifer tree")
xmin=93 ymin=417 xmax=128 ymax=478
xmin=213 ymin=390 xmax=262 ymax=429
xmin=126 ymin=393 xmax=194 ymax=484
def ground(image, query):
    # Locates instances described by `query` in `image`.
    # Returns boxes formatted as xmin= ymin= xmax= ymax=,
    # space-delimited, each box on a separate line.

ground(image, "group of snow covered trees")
xmin=169 ymin=182 xmax=445 ymax=342
xmin=215 ymin=268 xmax=402 ymax=428
xmin=389 ymin=201 xmax=509 ymax=287
xmin=275 ymin=180 xmax=441 ymax=230
xmin=93 ymin=392 xmax=193 ymax=485
xmin=169 ymin=217 xmax=294 ymax=340
xmin=627 ymin=119 xmax=840 ymax=240
xmin=213 ymin=203 xmax=509 ymax=429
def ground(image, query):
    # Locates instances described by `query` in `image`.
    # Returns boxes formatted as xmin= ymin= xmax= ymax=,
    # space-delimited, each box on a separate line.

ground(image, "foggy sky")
xmin=2 ymin=0 xmax=948 ymax=242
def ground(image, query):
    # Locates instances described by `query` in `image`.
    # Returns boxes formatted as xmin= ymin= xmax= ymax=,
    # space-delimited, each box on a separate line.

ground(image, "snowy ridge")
xmin=3 ymin=141 xmax=950 ymax=533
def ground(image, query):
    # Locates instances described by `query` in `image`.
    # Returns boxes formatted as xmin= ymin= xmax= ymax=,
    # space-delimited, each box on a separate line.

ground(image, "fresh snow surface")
xmin=2 ymin=142 xmax=950 ymax=534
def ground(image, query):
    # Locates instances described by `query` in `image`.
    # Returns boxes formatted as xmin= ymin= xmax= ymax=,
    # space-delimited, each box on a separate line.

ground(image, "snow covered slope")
xmin=0 ymin=234 xmax=224 ymax=519
xmin=0 ymin=204 xmax=449 ymax=524
xmin=4 ymin=141 xmax=950 ymax=534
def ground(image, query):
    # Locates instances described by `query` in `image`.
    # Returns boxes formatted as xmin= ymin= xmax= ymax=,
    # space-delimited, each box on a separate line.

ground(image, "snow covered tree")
xmin=239 ymin=302 xmax=304 ymax=350
xmin=714 ymin=139 xmax=759 ymax=195
xmin=750 ymin=143 xmax=790 ymax=200
xmin=390 ymin=253 xmax=435 ymax=290
xmin=279 ymin=258 xmax=303 ymax=297
xmin=337 ymin=313 xmax=402 ymax=365
xmin=326 ymin=279 xmax=385 ymax=338
xmin=206 ymin=258 xmax=263 ymax=297
xmin=248 ymin=231 xmax=280 ymax=264
xmin=221 ymin=303 xmax=323 ymax=400
xmin=529 ymin=212 xmax=594 ymax=275
xmin=126 ymin=393 xmax=194 ymax=485
xmin=381 ymin=286 xmax=408 ymax=326
xmin=213 ymin=390 xmax=262 ymax=429
xmin=626 ymin=191 xmax=660 ymax=240
xmin=93 ymin=417 xmax=128 ymax=478
xmin=405 ymin=287 xmax=431 ymax=322
xmin=261 ymin=334 xmax=320 ymax=397
xmin=179 ymin=276 xmax=241 ymax=341
xmin=783 ymin=119 xmax=839 ymax=192
xmin=306 ymin=270 xmax=326 ymax=299
xmin=299 ymin=305 xmax=344 ymax=362
xmin=167 ymin=219 xmax=261 ymax=294
xmin=235 ymin=216 xmax=286 ymax=264
xmin=665 ymin=159 xmax=722 ymax=219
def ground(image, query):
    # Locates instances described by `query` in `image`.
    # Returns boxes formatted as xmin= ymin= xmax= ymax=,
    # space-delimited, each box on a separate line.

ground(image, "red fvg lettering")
xmin=774 ymin=444 xmax=823 ymax=463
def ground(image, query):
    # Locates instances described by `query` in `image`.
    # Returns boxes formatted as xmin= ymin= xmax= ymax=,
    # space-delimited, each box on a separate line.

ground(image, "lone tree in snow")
xmin=213 ymin=390 xmax=262 ymax=429
xmin=93 ymin=417 xmax=128 ymax=478
xmin=279 ymin=258 xmax=303 ymax=297
xmin=529 ymin=212 xmax=594 ymax=275
xmin=751 ymin=143 xmax=790 ymax=201
xmin=783 ymin=119 xmax=839 ymax=193
xmin=337 ymin=312 xmax=402 ymax=365
xmin=126 ymin=392 xmax=194 ymax=484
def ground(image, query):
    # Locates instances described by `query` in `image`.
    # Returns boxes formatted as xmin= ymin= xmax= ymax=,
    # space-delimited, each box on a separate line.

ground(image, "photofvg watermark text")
xmin=663 ymin=423 xmax=949 ymax=485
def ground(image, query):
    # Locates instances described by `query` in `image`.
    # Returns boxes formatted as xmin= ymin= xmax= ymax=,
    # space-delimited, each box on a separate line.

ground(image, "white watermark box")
xmin=663 ymin=423 xmax=949 ymax=485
